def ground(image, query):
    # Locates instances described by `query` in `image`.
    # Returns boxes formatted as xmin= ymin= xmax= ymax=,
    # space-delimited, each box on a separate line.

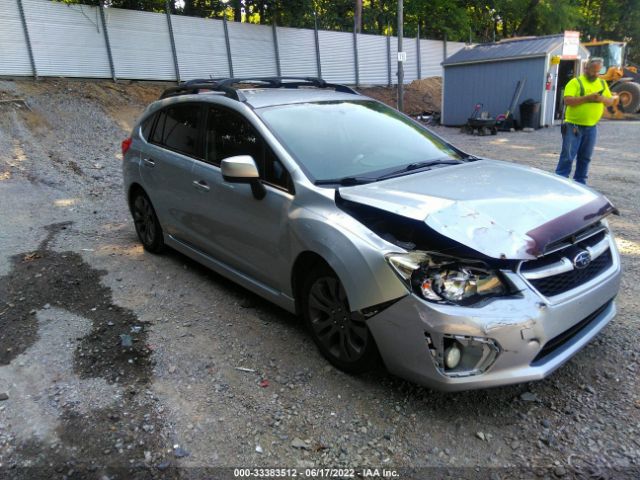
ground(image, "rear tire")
xmin=131 ymin=190 xmax=165 ymax=253
xmin=301 ymin=264 xmax=379 ymax=374
xmin=612 ymin=82 xmax=640 ymax=113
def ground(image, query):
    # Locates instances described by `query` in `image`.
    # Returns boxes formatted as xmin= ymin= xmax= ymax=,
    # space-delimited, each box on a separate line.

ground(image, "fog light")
xmin=444 ymin=343 xmax=461 ymax=369
xmin=440 ymin=335 xmax=500 ymax=377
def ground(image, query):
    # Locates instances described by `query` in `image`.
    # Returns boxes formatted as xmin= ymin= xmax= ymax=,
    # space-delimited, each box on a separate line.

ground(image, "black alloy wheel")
xmin=302 ymin=265 xmax=379 ymax=373
xmin=131 ymin=191 xmax=164 ymax=253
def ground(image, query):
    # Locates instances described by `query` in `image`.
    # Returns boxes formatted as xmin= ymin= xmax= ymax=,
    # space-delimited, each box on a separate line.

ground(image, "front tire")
xmin=301 ymin=264 xmax=379 ymax=374
xmin=131 ymin=190 xmax=165 ymax=253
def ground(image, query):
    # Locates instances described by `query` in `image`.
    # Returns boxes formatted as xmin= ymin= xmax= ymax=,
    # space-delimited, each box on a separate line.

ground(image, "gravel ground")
xmin=0 ymin=78 xmax=639 ymax=479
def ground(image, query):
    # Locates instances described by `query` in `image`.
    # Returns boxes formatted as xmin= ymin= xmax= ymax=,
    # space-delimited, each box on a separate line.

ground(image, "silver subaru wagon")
xmin=122 ymin=77 xmax=621 ymax=391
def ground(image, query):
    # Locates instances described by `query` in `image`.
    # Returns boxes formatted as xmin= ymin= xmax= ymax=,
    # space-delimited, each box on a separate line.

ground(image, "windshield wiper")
xmin=374 ymin=158 xmax=463 ymax=181
xmin=314 ymin=176 xmax=376 ymax=186
xmin=314 ymin=159 xmax=463 ymax=186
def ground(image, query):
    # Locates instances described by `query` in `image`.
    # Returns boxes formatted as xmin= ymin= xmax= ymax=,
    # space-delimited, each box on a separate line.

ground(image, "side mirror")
xmin=221 ymin=155 xmax=259 ymax=181
xmin=220 ymin=155 xmax=266 ymax=200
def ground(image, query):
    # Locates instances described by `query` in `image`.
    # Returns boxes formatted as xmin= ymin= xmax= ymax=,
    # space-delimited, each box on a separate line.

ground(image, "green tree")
xmin=578 ymin=0 xmax=640 ymax=63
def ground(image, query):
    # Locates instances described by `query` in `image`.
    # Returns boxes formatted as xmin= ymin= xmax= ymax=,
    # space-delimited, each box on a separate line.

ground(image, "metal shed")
xmin=442 ymin=34 xmax=590 ymax=127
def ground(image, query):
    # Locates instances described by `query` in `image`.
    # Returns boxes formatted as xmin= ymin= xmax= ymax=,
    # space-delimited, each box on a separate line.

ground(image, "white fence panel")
xmin=173 ymin=16 xmax=230 ymax=80
xmin=0 ymin=0 xmax=458 ymax=86
xmin=421 ymin=39 xmax=444 ymax=77
xmin=277 ymin=26 xmax=317 ymax=77
xmin=403 ymin=37 xmax=418 ymax=82
xmin=389 ymin=37 xmax=399 ymax=84
xmin=391 ymin=37 xmax=428 ymax=85
xmin=318 ymin=30 xmax=355 ymax=84
xmin=227 ymin=21 xmax=277 ymax=77
xmin=0 ymin=0 xmax=32 ymax=76
xmin=106 ymin=8 xmax=175 ymax=81
xmin=23 ymin=0 xmax=110 ymax=78
xmin=357 ymin=33 xmax=387 ymax=85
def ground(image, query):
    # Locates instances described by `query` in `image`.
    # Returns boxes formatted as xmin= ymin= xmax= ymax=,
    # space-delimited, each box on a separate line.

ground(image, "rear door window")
xmin=162 ymin=104 xmax=202 ymax=157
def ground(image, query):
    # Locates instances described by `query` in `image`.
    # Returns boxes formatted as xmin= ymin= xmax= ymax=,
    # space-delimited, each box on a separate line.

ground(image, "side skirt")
xmin=165 ymin=234 xmax=297 ymax=314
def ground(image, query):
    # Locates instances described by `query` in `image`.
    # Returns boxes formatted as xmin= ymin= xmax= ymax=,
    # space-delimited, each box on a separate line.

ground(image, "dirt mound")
xmin=358 ymin=76 xmax=442 ymax=115
xmin=406 ymin=76 xmax=442 ymax=112
xmin=13 ymin=78 xmax=168 ymax=131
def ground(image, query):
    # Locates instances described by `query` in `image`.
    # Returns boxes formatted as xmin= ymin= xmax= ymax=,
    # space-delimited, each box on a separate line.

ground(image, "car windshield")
xmin=257 ymin=100 xmax=462 ymax=183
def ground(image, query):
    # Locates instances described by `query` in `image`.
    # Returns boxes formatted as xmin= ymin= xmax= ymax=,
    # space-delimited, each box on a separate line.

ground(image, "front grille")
xmin=524 ymin=230 xmax=606 ymax=271
xmin=528 ymin=250 xmax=612 ymax=297
xmin=520 ymin=225 xmax=612 ymax=297
xmin=531 ymin=299 xmax=613 ymax=366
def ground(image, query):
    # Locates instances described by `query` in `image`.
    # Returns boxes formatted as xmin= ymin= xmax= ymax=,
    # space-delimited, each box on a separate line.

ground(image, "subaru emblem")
xmin=573 ymin=251 xmax=592 ymax=269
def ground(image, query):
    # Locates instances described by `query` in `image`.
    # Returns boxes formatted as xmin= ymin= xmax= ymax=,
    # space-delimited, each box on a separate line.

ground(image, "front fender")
xmin=289 ymin=206 xmax=408 ymax=311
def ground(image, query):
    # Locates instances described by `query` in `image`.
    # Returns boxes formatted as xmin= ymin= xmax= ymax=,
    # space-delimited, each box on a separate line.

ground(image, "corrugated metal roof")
xmin=443 ymin=35 xmax=565 ymax=66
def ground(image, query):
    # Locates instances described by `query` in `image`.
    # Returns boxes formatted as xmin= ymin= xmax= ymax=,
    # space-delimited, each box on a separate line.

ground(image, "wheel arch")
xmin=291 ymin=251 xmax=331 ymax=316
xmin=127 ymin=182 xmax=146 ymax=212
xmin=288 ymin=217 xmax=408 ymax=314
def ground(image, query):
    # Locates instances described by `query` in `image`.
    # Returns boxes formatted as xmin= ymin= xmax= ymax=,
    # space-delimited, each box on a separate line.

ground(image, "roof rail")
xmin=159 ymin=76 xmax=359 ymax=101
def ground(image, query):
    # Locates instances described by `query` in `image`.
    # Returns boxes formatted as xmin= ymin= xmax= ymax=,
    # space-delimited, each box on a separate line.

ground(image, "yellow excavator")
xmin=582 ymin=39 xmax=640 ymax=119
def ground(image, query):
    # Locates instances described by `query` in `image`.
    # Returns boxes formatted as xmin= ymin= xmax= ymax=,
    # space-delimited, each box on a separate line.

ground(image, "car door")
xmin=140 ymin=103 xmax=203 ymax=245
xmin=187 ymin=105 xmax=295 ymax=291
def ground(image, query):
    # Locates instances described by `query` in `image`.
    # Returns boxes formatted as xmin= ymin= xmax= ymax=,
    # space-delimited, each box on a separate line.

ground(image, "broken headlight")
xmin=386 ymin=251 xmax=507 ymax=305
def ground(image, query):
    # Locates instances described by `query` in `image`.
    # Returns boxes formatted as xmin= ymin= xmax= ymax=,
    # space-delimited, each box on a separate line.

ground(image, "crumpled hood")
xmin=339 ymin=160 xmax=616 ymax=260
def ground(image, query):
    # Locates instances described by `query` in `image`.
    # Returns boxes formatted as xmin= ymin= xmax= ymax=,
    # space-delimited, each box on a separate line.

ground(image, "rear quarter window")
xmin=140 ymin=113 xmax=156 ymax=141
xmin=151 ymin=111 xmax=167 ymax=145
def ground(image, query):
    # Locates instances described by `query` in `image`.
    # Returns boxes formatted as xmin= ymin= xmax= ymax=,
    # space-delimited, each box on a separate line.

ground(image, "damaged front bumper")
xmin=367 ymin=241 xmax=621 ymax=392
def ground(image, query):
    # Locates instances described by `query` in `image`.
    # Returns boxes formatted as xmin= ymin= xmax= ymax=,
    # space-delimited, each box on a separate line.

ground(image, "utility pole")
xmin=354 ymin=0 xmax=362 ymax=33
xmin=397 ymin=0 xmax=404 ymax=112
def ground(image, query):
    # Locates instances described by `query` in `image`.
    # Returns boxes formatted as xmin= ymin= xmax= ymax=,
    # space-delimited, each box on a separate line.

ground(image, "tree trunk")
xmin=258 ymin=3 xmax=265 ymax=24
xmin=182 ymin=0 xmax=192 ymax=16
xmin=232 ymin=0 xmax=242 ymax=22
xmin=515 ymin=0 xmax=542 ymax=36
xmin=354 ymin=0 xmax=362 ymax=33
